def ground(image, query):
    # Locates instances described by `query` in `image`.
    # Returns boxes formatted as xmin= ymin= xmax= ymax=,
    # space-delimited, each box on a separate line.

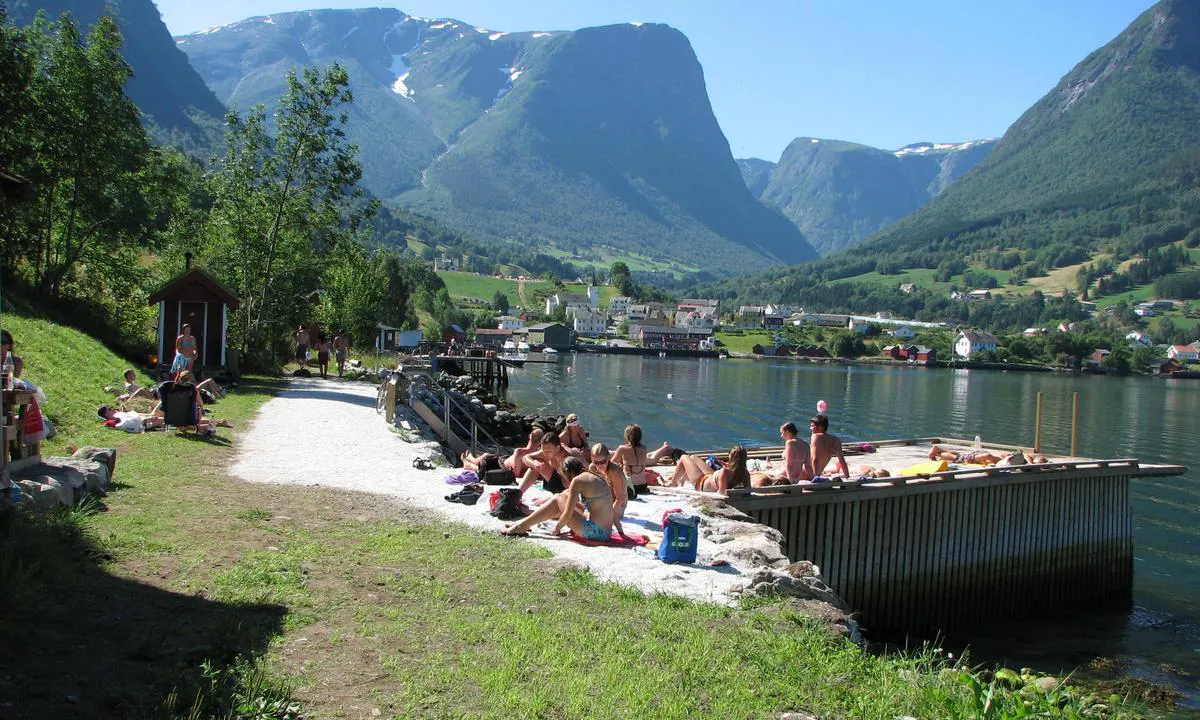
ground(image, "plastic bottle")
xmin=2 ymin=351 xmax=13 ymax=390
xmin=974 ymin=435 xmax=982 ymax=450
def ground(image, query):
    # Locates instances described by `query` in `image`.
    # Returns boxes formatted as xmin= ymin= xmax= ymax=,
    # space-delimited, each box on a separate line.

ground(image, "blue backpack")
xmin=658 ymin=511 xmax=699 ymax=564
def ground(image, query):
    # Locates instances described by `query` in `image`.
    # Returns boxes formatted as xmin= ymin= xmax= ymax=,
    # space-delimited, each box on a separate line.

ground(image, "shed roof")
xmin=149 ymin=267 xmax=239 ymax=309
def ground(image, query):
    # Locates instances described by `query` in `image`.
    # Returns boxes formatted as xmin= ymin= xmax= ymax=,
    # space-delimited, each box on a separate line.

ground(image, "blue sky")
xmin=155 ymin=0 xmax=1158 ymax=161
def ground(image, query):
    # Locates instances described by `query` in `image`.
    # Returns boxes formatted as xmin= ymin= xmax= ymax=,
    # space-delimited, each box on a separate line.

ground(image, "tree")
xmin=201 ymin=63 xmax=373 ymax=365
xmin=492 ymin=291 xmax=510 ymax=314
xmin=610 ymin=261 xmax=633 ymax=296
xmin=1 ymin=13 xmax=160 ymax=297
xmin=1131 ymin=345 xmax=1164 ymax=374
xmin=1101 ymin=344 xmax=1132 ymax=375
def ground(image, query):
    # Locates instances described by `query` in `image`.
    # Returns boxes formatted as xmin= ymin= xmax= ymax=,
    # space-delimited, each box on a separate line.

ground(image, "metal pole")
xmin=1034 ymin=391 xmax=1043 ymax=453
xmin=1071 ymin=392 xmax=1079 ymax=457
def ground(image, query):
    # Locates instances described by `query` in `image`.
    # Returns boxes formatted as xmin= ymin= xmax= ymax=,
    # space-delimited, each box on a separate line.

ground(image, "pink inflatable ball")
xmin=816 ymin=400 xmax=828 ymax=414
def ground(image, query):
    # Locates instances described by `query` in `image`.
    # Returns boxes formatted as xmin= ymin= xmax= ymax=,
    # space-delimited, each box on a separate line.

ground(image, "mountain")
xmin=7 ymin=0 xmax=226 ymax=149
xmin=736 ymin=158 xmax=776 ymax=197
xmin=176 ymin=10 xmax=817 ymax=274
xmin=743 ymin=137 xmax=995 ymax=256
xmin=706 ymin=0 xmax=1200 ymax=315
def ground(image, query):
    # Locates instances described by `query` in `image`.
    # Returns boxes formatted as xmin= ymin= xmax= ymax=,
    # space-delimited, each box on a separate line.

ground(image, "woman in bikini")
xmin=611 ymin=423 xmax=650 ymax=500
xmin=561 ymin=413 xmax=591 ymax=462
xmin=698 ymin=445 xmax=752 ymax=494
xmin=517 ymin=431 xmax=572 ymax=494
xmin=501 ymin=457 xmax=620 ymax=538
xmin=172 ymin=324 xmax=197 ymax=378
xmin=589 ymin=442 xmax=628 ymax=523
xmin=665 ymin=448 xmax=718 ymax=489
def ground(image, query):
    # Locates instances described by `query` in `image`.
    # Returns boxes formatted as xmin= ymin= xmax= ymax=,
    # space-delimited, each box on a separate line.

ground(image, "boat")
xmin=516 ymin=340 xmax=530 ymax=354
xmin=502 ymin=339 xmax=517 ymax=354
xmin=542 ymin=347 xmax=559 ymax=362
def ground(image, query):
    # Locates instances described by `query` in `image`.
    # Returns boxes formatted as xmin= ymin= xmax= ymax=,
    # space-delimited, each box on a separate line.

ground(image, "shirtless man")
xmin=752 ymin=422 xmax=812 ymax=487
xmin=295 ymin=325 xmax=310 ymax=364
xmin=810 ymin=415 xmax=848 ymax=479
xmin=333 ymin=331 xmax=350 ymax=377
xmin=517 ymin=431 xmax=573 ymax=495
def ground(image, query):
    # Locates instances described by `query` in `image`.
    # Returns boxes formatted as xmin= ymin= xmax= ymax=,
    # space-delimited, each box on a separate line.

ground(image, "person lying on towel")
xmin=501 ymin=456 xmax=623 ymax=539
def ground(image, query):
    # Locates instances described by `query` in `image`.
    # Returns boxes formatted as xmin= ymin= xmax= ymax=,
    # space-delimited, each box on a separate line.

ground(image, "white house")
xmin=572 ymin=309 xmax=608 ymax=337
xmin=891 ymin=326 xmax=917 ymax=340
xmin=1126 ymin=331 xmax=1153 ymax=347
xmin=497 ymin=315 xmax=524 ymax=331
xmin=955 ymin=330 xmax=997 ymax=359
xmin=1168 ymin=344 xmax=1199 ymax=363
xmin=967 ymin=289 xmax=992 ymax=301
xmin=609 ymin=296 xmax=631 ymax=317
xmin=1134 ymin=306 xmax=1156 ymax=318
xmin=675 ymin=309 xmax=717 ymax=329
xmin=545 ymin=292 xmax=591 ymax=316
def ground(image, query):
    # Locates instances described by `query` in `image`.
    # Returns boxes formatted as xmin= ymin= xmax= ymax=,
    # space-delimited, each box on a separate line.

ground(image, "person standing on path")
xmin=317 ymin=337 xmax=331 ymax=379
xmin=295 ymin=325 xmax=310 ymax=365
xmin=333 ymin=331 xmax=349 ymax=377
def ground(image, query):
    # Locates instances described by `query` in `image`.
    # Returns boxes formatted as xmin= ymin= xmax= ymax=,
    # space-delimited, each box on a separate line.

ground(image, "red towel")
xmin=568 ymin=531 xmax=650 ymax=547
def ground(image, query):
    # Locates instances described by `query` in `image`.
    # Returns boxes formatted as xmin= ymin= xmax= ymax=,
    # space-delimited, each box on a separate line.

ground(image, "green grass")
xmin=541 ymin=244 xmax=700 ymax=276
xmin=0 ymin=301 xmax=1162 ymax=719
xmin=437 ymin=271 xmax=553 ymax=309
xmin=715 ymin=329 xmax=777 ymax=354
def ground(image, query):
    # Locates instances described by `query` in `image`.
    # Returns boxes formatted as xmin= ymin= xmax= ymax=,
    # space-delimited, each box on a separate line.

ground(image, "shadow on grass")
xmin=0 ymin=509 xmax=287 ymax=719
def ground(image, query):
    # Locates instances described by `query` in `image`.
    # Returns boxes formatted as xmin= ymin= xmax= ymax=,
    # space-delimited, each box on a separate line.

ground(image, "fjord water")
xmin=503 ymin=354 xmax=1200 ymax=704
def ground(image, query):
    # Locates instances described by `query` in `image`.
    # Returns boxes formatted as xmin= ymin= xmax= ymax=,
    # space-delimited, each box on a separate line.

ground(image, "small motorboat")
xmin=502 ymin=339 xmax=517 ymax=354
xmin=517 ymin=340 xmax=531 ymax=354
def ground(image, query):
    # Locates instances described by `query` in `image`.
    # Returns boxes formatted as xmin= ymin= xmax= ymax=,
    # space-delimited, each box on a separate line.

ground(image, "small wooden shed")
xmin=149 ymin=267 xmax=239 ymax=375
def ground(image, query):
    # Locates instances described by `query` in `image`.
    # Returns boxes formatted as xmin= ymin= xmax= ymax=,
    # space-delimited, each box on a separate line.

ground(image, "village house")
xmin=571 ymin=309 xmax=608 ymax=337
xmin=1022 ymin=327 xmax=1047 ymax=337
xmin=525 ymin=322 xmax=574 ymax=349
xmin=793 ymin=312 xmax=851 ymax=328
xmin=954 ymin=330 xmax=997 ymax=359
xmin=608 ymin=296 xmax=631 ymax=318
xmin=639 ymin=326 xmax=713 ymax=350
xmin=1168 ymin=344 xmax=1200 ymax=363
xmin=432 ymin=256 xmax=460 ymax=272
xmin=545 ymin=292 xmax=593 ymax=316
xmin=967 ymin=289 xmax=993 ymax=301
xmin=899 ymin=283 xmax=916 ymax=294
xmin=472 ymin=328 xmax=512 ymax=348
xmin=677 ymin=298 xmax=720 ymax=314
xmin=1126 ymin=331 xmax=1153 ymax=347
xmin=443 ymin=324 xmax=467 ymax=345
xmin=1134 ymin=306 xmax=1156 ymax=318
xmin=497 ymin=315 xmax=524 ymax=331
xmin=675 ymin=307 xmax=717 ymax=329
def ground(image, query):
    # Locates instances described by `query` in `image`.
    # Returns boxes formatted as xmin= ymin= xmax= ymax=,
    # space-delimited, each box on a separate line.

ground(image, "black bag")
xmin=479 ymin=454 xmax=502 ymax=474
xmin=484 ymin=468 xmax=516 ymax=485
xmin=489 ymin=487 xmax=528 ymax=520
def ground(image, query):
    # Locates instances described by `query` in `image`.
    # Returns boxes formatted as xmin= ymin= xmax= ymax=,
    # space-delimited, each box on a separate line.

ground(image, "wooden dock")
xmin=703 ymin=437 xmax=1185 ymax=636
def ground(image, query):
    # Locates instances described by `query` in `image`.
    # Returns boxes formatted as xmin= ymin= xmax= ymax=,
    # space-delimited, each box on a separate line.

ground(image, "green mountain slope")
xmin=177 ymin=11 xmax=817 ymax=274
xmin=747 ymin=137 xmax=995 ymax=256
xmin=706 ymin=0 xmax=1200 ymax=318
xmin=8 ymin=0 xmax=226 ymax=149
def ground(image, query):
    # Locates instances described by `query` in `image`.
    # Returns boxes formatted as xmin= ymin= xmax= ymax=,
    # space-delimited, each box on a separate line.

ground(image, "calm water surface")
xmin=502 ymin=354 xmax=1200 ymax=706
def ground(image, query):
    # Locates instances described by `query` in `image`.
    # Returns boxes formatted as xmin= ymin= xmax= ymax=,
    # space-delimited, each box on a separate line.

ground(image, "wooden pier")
xmin=706 ymin=438 xmax=1185 ymax=636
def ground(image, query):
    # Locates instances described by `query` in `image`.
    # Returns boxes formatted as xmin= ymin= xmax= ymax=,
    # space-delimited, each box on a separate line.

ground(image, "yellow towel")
xmin=901 ymin=459 xmax=949 ymax=476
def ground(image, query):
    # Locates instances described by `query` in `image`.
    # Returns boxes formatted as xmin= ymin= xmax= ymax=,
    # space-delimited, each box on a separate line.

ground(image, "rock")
xmin=1028 ymin=676 xmax=1061 ymax=694
xmin=15 ymin=479 xmax=69 ymax=509
xmin=74 ymin=446 xmax=116 ymax=480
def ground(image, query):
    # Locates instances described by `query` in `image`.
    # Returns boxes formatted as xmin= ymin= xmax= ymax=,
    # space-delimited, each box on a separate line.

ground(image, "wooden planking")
xmin=733 ymin=467 xmax=1135 ymax=636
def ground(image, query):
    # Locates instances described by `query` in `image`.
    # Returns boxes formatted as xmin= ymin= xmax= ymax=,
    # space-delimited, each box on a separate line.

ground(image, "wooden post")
xmin=1071 ymin=392 xmax=1079 ymax=457
xmin=1034 ymin=391 xmax=1043 ymax=453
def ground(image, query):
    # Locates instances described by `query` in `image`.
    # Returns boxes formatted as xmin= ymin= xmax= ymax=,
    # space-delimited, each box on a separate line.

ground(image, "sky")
xmin=154 ymin=0 xmax=1159 ymax=161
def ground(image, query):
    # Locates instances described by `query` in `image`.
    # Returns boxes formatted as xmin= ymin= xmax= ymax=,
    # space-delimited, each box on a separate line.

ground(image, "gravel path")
xmin=231 ymin=377 xmax=751 ymax=604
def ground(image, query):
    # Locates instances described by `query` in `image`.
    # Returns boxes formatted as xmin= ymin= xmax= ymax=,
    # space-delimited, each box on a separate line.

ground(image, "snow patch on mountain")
xmin=495 ymin=66 xmax=523 ymax=99
xmin=489 ymin=32 xmax=507 ymax=41
xmin=384 ymin=20 xmax=422 ymax=101
xmin=532 ymin=32 xmax=552 ymax=38
xmin=893 ymin=138 xmax=994 ymax=157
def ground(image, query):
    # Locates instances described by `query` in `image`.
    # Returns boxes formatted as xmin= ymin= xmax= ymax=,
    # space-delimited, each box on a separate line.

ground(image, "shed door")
xmin=180 ymin=301 xmax=207 ymax=367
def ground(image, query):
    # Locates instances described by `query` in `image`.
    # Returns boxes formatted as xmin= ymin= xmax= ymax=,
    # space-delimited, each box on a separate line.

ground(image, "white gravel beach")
xmin=230 ymin=377 xmax=752 ymax=605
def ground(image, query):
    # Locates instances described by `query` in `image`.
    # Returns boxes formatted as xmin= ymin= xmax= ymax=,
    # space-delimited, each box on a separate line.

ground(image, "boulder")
xmin=40 ymin=455 xmax=109 ymax=494
xmin=16 ymin=478 xmax=70 ymax=509
xmin=738 ymin=566 xmax=850 ymax=612
xmin=74 ymin=446 xmax=117 ymax=479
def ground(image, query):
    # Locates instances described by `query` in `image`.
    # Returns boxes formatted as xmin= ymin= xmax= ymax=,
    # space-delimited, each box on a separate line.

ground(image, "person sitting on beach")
xmin=664 ymin=448 xmax=717 ymax=489
xmin=589 ymin=442 xmax=628 ymax=521
xmin=810 ymin=415 xmax=849 ymax=479
xmin=752 ymin=422 xmax=813 ymax=487
xmin=517 ymin=431 xmax=572 ymax=494
xmin=561 ymin=413 xmax=591 ymax=462
xmin=928 ymin=445 xmax=1004 ymax=466
xmin=501 ymin=457 xmax=621 ymax=538
xmin=460 ymin=449 xmax=499 ymax=474
xmin=97 ymin=403 xmax=232 ymax=434
xmin=611 ymin=423 xmax=651 ymax=499
xmin=504 ymin=427 xmax=545 ymax=477
xmin=176 ymin=370 xmax=225 ymax=401
xmin=106 ymin=368 xmax=157 ymax=401
xmin=697 ymin=445 xmax=753 ymax=493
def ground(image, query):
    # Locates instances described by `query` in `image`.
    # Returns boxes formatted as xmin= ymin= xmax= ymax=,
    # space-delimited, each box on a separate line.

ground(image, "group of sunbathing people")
xmin=98 ymin=367 xmax=233 ymax=434
xmin=459 ymin=413 xmax=869 ymax=538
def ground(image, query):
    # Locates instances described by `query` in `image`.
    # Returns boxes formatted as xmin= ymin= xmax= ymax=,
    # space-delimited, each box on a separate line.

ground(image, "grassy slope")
xmin=0 ymin=307 xmax=1147 ymax=718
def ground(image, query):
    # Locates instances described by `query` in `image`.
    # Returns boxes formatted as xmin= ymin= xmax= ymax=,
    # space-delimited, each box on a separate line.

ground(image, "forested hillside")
xmin=702 ymin=0 xmax=1200 ymax=332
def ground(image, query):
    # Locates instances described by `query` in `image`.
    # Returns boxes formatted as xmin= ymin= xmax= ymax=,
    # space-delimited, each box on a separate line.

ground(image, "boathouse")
xmin=149 ymin=264 xmax=239 ymax=376
xmin=526 ymin=322 xmax=573 ymax=349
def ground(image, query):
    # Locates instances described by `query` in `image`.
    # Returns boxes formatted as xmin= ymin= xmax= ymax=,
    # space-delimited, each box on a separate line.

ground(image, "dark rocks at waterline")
xmin=410 ymin=372 xmax=575 ymax=449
